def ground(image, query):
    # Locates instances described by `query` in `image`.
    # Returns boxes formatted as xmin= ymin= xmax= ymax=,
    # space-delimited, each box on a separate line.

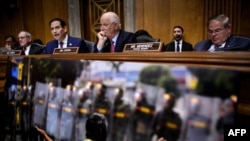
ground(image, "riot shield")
xmin=7 ymin=85 xmax=18 ymax=140
xmin=93 ymin=83 xmax=112 ymax=140
xmin=131 ymin=87 xmax=156 ymax=141
xmin=20 ymin=85 xmax=32 ymax=141
xmin=74 ymin=88 xmax=93 ymax=141
xmin=45 ymin=86 xmax=63 ymax=139
xmin=58 ymin=86 xmax=77 ymax=141
xmin=111 ymin=87 xmax=132 ymax=141
xmin=33 ymin=82 xmax=49 ymax=128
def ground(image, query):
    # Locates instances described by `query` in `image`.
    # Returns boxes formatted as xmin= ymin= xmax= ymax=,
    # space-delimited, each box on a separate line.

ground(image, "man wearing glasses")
xmin=194 ymin=14 xmax=250 ymax=51
xmin=17 ymin=31 xmax=44 ymax=55
xmin=94 ymin=11 xmax=136 ymax=53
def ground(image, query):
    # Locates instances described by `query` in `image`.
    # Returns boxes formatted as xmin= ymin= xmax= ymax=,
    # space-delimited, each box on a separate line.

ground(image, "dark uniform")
xmin=183 ymin=98 xmax=211 ymax=141
xmin=132 ymin=91 xmax=155 ymax=141
xmin=20 ymin=87 xmax=31 ymax=141
xmin=152 ymin=94 xmax=182 ymax=141
xmin=93 ymin=84 xmax=111 ymax=139
xmin=111 ymin=88 xmax=131 ymax=141
xmin=7 ymin=86 xmax=18 ymax=141
xmin=75 ymin=89 xmax=93 ymax=141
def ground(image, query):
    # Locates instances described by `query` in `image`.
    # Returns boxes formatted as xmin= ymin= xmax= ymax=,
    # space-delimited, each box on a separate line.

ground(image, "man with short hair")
xmin=165 ymin=26 xmax=193 ymax=52
xmin=194 ymin=14 xmax=250 ymax=51
xmin=4 ymin=35 xmax=18 ymax=50
xmin=94 ymin=12 xmax=136 ymax=52
xmin=17 ymin=31 xmax=44 ymax=55
xmin=44 ymin=18 xmax=89 ymax=54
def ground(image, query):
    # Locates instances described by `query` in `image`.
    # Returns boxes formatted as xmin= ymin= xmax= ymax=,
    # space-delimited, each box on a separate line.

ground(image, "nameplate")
xmin=1 ymin=50 xmax=22 ymax=55
xmin=123 ymin=42 xmax=163 ymax=52
xmin=53 ymin=47 xmax=79 ymax=54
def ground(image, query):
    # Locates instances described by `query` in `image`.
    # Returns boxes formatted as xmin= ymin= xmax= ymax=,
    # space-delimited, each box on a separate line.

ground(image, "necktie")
xmin=176 ymin=41 xmax=180 ymax=52
xmin=110 ymin=40 xmax=115 ymax=52
xmin=214 ymin=45 xmax=222 ymax=51
xmin=59 ymin=41 xmax=64 ymax=48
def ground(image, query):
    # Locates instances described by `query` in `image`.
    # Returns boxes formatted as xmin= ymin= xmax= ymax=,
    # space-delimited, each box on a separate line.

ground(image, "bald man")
xmin=94 ymin=11 xmax=136 ymax=52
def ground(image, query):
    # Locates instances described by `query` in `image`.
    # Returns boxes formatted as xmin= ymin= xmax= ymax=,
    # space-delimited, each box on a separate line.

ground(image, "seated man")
xmin=194 ymin=14 xmax=250 ymax=51
xmin=44 ymin=18 xmax=89 ymax=54
xmin=17 ymin=31 xmax=44 ymax=55
xmin=135 ymin=29 xmax=160 ymax=43
xmin=165 ymin=26 xmax=193 ymax=52
xmin=94 ymin=11 xmax=136 ymax=52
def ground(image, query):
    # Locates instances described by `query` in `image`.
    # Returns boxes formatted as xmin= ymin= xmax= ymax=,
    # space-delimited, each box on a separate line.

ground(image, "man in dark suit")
xmin=44 ymin=18 xmax=89 ymax=54
xmin=17 ymin=31 xmax=44 ymax=55
xmin=194 ymin=14 xmax=250 ymax=51
xmin=94 ymin=12 xmax=136 ymax=53
xmin=165 ymin=26 xmax=193 ymax=52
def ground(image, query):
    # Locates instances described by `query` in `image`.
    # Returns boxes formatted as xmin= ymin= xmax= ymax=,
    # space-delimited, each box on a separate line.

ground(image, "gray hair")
xmin=104 ymin=12 xmax=121 ymax=29
xmin=25 ymin=31 xmax=32 ymax=38
xmin=207 ymin=14 xmax=231 ymax=28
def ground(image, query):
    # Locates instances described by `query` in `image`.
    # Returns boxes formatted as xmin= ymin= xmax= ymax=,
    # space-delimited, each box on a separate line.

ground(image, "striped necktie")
xmin=110 ymin=40 xmax=115 ymax=52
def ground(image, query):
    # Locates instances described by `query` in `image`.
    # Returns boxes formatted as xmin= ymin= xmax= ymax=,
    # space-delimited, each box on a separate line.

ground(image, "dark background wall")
xmin=0 ymin=0 xmax=249 ymax=46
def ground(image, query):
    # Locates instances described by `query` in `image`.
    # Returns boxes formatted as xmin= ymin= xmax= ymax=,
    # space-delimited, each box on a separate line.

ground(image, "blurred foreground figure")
xmin=111 ymin=87 xmax=131 ymax=141
xmin=152 ymin=93 xmax=182 ymax=141
xmin=182 ymin=97 xmax=211 ymax=141
xmin=132 ymin=90 xmax=155 ymax=141
xmin=36 ymin=112 xmax=108 ymax=141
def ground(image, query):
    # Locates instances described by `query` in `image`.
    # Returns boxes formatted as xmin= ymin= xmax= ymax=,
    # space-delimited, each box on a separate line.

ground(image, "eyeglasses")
xmin=18 ymin=36 xmax=28 ymax=39
xmin=208 ymin=28 xmax=224 ymax=35
xmin=99 ymin=22 xmax=115 ymax=29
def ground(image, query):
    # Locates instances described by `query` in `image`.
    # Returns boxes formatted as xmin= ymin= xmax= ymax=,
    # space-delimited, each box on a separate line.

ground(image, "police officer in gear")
xmin=75 ymin=87 xmax=93 ymax=141
xmin=152 ymin=93 xmax=182 ymax=141
xmin=7 ymin=86 xmax=17 ymax=141
xmin=111 ymin=87 xmax=131 ymax=141
xmin=20 ymin=86 xmax=31 ymax=141
xmin=183 ymin=97 xmax=211 ymax=141
xmin=132 ymin=90 xmax=155 ymax=141
xmin=93 ymin=83 xmax=111 ymax=138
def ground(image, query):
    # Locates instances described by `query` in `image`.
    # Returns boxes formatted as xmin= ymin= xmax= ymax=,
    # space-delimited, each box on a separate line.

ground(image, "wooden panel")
xmin=168 ymin=0 xmax=204 ymax=46
xmin=0 ymin=57 xmax=8 ymax=92
xmin=239 ymin=0 xmax=250 ymax=37
xmin=136 ymin=0 xmax=204 ymax=46
xmin=0 ymin=0 xmax=68 ymax=46
xmin=0 ymin=0 xmax=250 ymax=48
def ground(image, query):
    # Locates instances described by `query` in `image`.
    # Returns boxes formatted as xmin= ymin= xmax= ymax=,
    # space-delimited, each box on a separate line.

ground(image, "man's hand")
xmin=97 ymin=31 xmax=108 ymax=49
xmin=157 ymin=137 xmax=167 ymax=141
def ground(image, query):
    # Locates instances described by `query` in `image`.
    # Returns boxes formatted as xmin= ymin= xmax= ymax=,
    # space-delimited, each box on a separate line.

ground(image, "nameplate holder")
xmin=1 ymin=50 xmax=22 ymax=55
xmin=53 ymin=47 xmax=79 ymax=54
xmin=123 ymin=42 xmax=163 ymax=52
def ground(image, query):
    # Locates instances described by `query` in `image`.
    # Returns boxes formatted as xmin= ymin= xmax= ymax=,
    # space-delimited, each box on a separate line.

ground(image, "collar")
xmin=25 ymin=45 xmax=31 ymax=50
xmin=111 ymin=32 xmax=120 ymax=45
xmin=175 ymin=39 xmax=183 ymax=44
xmin=58 ymin=35 xmax=68 ymax=45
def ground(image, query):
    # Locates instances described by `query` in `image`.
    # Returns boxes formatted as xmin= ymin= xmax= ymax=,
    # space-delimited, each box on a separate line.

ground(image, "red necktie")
xmin=59 ymin=42 xmax=64 ymax=48
xmin=111 ymin=40 xmax=115 ymax=52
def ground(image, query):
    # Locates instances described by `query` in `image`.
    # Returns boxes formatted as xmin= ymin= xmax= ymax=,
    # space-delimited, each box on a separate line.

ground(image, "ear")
xmin=64 ymin=25 xmax=68 ymax=33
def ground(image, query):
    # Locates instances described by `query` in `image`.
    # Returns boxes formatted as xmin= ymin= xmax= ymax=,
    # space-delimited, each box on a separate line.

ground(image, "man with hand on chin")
xmin=94 ymin=11 xmax=136 ymax=53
